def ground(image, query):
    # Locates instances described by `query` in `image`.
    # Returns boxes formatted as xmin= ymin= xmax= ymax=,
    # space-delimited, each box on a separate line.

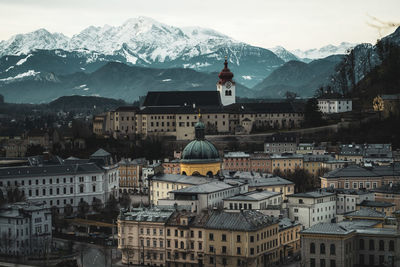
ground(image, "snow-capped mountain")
xmin=0 ymin=17 xmax=284 ymax=87
xmin=269 ymin=46 xmax=299 ymax=62
xmin=291 ymin=42 xmax=356 ymax=60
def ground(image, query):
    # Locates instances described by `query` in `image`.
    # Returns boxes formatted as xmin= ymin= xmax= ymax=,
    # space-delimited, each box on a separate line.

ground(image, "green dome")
xmin=181 ymin=139 xmax=220 ymax=163
xmin=195 ymin=121 xmax=205 ymax=129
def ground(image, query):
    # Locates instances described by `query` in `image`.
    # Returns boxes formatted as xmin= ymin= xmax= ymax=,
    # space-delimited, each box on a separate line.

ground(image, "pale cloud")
xmin=0 ymin=0 xmax=399 ymax=50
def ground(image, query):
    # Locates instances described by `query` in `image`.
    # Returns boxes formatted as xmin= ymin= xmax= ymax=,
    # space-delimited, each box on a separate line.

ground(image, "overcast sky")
xmin=0 ymin=0 xmax=399 ymax=50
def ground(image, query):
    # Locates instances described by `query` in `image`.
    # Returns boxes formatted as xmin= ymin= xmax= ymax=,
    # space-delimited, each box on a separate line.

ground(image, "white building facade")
xmin=0 ymin=202 xmax=51 ymax=256
xmin=287 ymin=191 xmax=336 ymax=229
xmin=318 ymin=98 xmax=352 ymax=114
xmin=0 ymin=163 xmax=114 ymax=213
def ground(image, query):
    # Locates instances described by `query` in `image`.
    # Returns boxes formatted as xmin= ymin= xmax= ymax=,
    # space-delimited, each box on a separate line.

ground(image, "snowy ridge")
xmin=291 ymin=42 xmax=356 ymax=60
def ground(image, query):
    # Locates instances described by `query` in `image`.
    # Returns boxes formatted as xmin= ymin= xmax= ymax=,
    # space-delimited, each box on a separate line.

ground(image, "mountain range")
xmin=1 ymin=16 xmax=399 ymax=104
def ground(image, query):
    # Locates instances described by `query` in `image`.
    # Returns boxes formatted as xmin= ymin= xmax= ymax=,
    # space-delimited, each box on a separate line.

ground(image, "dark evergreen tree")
xmin=304 ymin=98 xmax=324 ymax=127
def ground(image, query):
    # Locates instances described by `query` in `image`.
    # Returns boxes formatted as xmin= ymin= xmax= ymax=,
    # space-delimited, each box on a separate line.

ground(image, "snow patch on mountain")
xmin=16 ymin=54 xmax=33 ymax=65
xmin=291 ymin=42 xmax=356 ymax=60
xmin=0 ymin=70 xmax=40 ymax=82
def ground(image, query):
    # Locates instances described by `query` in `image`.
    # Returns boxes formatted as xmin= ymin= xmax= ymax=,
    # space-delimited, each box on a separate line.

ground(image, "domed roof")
xmin=181 ymin=139 xmax=220 ymax=163
xmin=218 ymin=58 xmax=234 ymax=84
xmin=195 ymin=121 xmax=205 ymax=129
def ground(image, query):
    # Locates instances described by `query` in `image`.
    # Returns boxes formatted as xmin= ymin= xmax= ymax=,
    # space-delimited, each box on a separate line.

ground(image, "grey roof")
xmin=270 ymin=154 xmax=303 ymax=159
xmin=142 ymin=91 xmax=222 ymax=108
xmin=357 ymin=200 xmax=395 ymax=208
xmin=334 ymin=188 xmax=373 ymax=195
xmin=246 ymin=177 xmax=294 ymax=187
xmin=279 ymin=217 xmax=300 ymax=231
xmin=224 ymin=152 xmax=250 ymax=158
xmin=289 ymin=190 xmax=335 ymax=198
xmin=338 ymin=220 xmax=382 ymax=230
xmin=224 ymin=190 xmax=281 ymax=201
xmin=204 ymin=210 xmax=278 ymax=231
xmin=0 ymin=163 xmax=103 ymax=179
xmin=119 ymin=206 xmax=175 ymax=222
xmin=323 ymin=165 xmax=378 ymax=179
xmin=90 ymin=148 xmax=111 ymax=157
xmin=303 ymin=154 xmax=334 ymax=162
xmin=119 ymin=157 xmax=147 ymax=166
xmin=338 ymin=144 xmax=364 ymax=156
xmin=345 ymin=209 xmax=386 ymax=218
xmin=151 ymin=174 xmax=213 ymax=185
xmin=301 ymin=223 xmax=355 ymax=235
xmin=355 ymin=228 xmax=399 ymax=236
xmin=171 ymin=181 xmax=242 ymax=194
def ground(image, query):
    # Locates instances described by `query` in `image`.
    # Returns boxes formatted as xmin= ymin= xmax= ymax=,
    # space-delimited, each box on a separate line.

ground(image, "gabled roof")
xmin=345 ymin=209 xmax=386 ymax=219
xmin=224 ymin=190 xmax=281 ymax=201
xmin=357 ymin=200 xmax=395 ymax=208
xmin=323 ymin=165 xmax=378 ymax=179
xmin=171 ymin=181 xmax=242 ymax=194
xmin=301 ymin=223 xmax=354 ymax=235
xmin=204 ymin=210 xmax=278 ymax=231
xmin=142 ymin=91 xmax=222 ymax=107
xmin=289 ymin=190 xmax=335 ymax=198
xmin=90 ymin=148 xmax=111 ymax=157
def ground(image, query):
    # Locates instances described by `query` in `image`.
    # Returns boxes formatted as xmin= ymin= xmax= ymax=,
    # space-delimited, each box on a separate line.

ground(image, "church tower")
xmin=217 ymin=57 xmax=236 ymax=106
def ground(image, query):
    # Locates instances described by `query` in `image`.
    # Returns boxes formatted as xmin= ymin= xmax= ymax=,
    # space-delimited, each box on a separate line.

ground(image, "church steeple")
xmin=216 ymin=57 xmax=236 ymax=106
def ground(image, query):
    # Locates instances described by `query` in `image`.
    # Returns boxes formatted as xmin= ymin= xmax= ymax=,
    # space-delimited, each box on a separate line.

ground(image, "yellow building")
xmin=118 ymin=158 xmax=147 ymax=193
xmin=278 ymin=218 xmax=301 ymax=261
xmin=271 ymin=154 xmax=303 ymax=174
xmin=180 ymin=120 xmax=221 ymax=177
xmin=303 ymin=155 xmax=333 ymax=177
xmin=150 ymin=174 xmax=213 ymax=205
xmin=118 ymin=206 xmax=174 ymax=266
xmin=203 ymin=210 xmax=280 ymax=267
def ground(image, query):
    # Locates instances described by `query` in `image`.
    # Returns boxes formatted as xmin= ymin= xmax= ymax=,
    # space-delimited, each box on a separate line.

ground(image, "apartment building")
xmin=0 ymin=202 xmax=52 ymax=256
xmin=320 ymin=164 xmax=400 ymax=190
xmin=264 ymin=133 xmax=298 ymax=154
xmin=118 ymin=158 xmax=147 ymax=193
xmin=118 ymin=207 xmax=285 ymax=267
xmin=287 ymin=191 xmax=336 ymax=229
xmin=223 ymin=190 xmax=282 ymax=212
xmin=270 ymin=154 xmax=303 ymax=174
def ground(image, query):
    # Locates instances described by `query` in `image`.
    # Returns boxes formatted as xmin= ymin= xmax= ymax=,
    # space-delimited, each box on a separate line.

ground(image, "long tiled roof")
xmin=224 ymin=190 xmax=281 ymax=201
xmin=357 ymin=200 xmax=395 ymax=208
xmin=301 ymin=223 xmax=354 ymax=235
xmin=289 ymin=190 xmax=335 ymax=198
xmin=0 ymin=163 xmax=103 ymax=179
xmin=345 ymin=209 xmax=386 ymax=218
xmin=204 ymin=210 xmax=278 ymax=231
xmin=323 ymin=165 xmax=378 ymax=179
xmin=171 ymin=181 xmax=241 ymax=194
xmin=151 ymin=174 xmax=213 ymax=185
xmin=224 ymin=102 xmax=303 ymax=114
xmin=143 ymin=91 xmax=222 ymax=107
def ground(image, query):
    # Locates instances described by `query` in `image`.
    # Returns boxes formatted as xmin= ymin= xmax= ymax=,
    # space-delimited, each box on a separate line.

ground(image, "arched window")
xmin=181 ymin=171 xmax=187 ymax=176
xmin=389 ymin=240 xmax=395 ymax=251
xmin=379 ymin=240 xmax=384 ymax=251
xmin=369 ymin=240 xmax=375 ymax=250
xmin=320 ymin=243 xmax=325 ymax=254
xmin=310 ymin=243 xmax=315 ymax=254
xmin=330 ymin=244 xmax=336 ymax=255
xmin=359 ymin=239 xmax=365 ymax=250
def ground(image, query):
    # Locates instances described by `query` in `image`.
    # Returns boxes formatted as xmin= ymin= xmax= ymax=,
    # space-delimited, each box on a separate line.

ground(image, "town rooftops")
xmin=245 ymin=177 xmax=294 ymax=187
xmin=357 ymin=200 xmax=395 ymax=208
xmin=119 ymin=206 xmax=176 ymax=222
xmin=301 ymin=222 xmax=355 ymax=235
xmin=142 ymin=91 xmax=222 ymax=107
xmin=344 ymin=209 xmax=386 ymax=219
xmin=288 ymin=190 xmax=335 ymax=198
xmin=270 ymin=153 xmax=303 ymax=159
xmin=119 ymin=157 xmax=147 ymax=166
xmin=114 ymin=106 xmax=140 ymax=112
xmin=90 ymin=148 xmax=111 ymax=157
xmin=224 ymin=152 xmax=250 ymax=158
xmin=264 ymin=132 xmax=297 ymax=143
xmin=224 ymin=190 xmax=281 ymax=202
xmin=204 ymin=210 xmax=278 ymax=231
xmin=322 ymin=165 xmax=378 ymax=179
xmin=279 ymin=217 xmax=300 ymax=231
xmin=150 ymin=174 xmax=213 ymax=185
xmin=337 ymin=219 xmax=381 ymax=230
xmin=224 ymin=102 xmax=303 ymax=114
xmin=0 ymin=163 xmax=103 ymax=179
xmin=338 ymin=144 xmax=364 ymax=156
xmin=171 ymin=180 xmax=243 ymax=194
xmin=303 ymin=154 xmax=334 ymax=162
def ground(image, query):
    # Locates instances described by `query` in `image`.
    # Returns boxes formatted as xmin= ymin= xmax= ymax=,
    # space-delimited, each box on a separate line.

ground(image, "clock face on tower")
xmin=226 ymin=81 xmax=232 ymax=89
